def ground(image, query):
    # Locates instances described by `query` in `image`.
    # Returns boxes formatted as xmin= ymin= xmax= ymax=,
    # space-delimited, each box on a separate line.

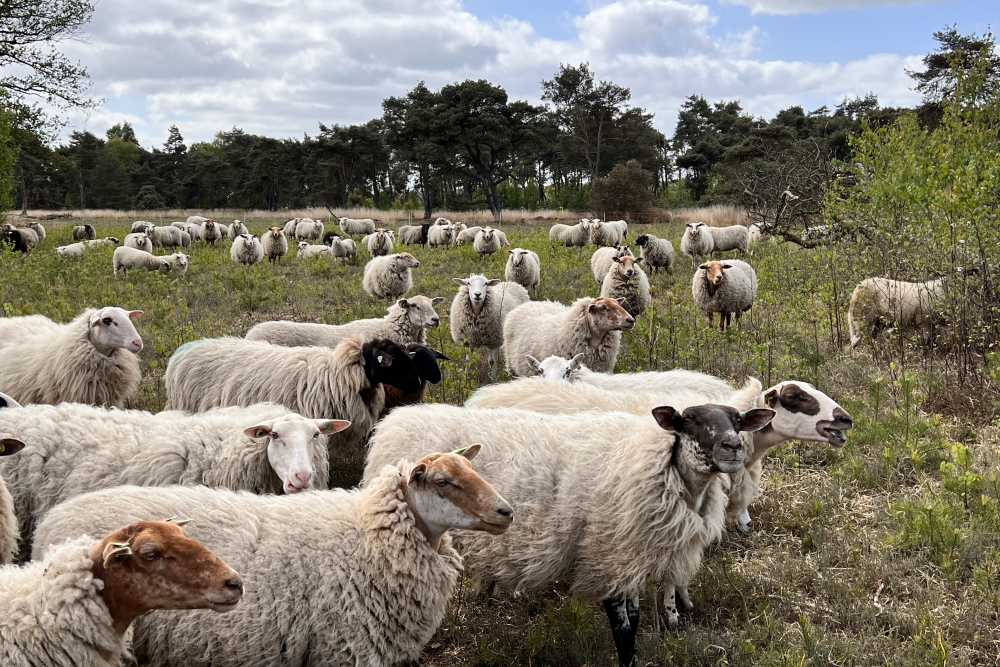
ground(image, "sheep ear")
xmin=453 ymin=444 xmax=482 ymax=461
xmin=159 ymin=516 xmax=194 ymax=526
xmin=432 ymin=297 xmax=445 ymax=305
xmin=570 ymin=353 xmax=585 ymax=369
xmin=763 ymin=387 xmax=779 ymax=408
xmin=409 ymin=463 xmax=427 ymax=483
xmin=634 ymin=256 xmax=644 ymax=264
xmin=397 ymin=299 xmax=409 ymax=308
xmin=525 ymin=355 xmax=541 ymax=371
xmin=314 ymin=419 xmax=351 ymax=435
xmin=453 ymin=278 xmax=468 ymax=286
xmin=434 ymin=350 xmax=451 ymax=361
xmin=615 ymin=297 xmax=627 ymax=305
xmin=720 ymin=263 xmax=732 ymax=269
xmin=698 ymin=264 xmax=709 ymax=270
xmin=244 ymin=423 xmax=273 ymax=439
xmin=739 ymin=408 xmax=775 ymax=433
xmin=612 ymin=256 xmax=621 ymax=263
xmin=486 ymin=279 xmax=501 ymax=286
xmin=651 ymin=407 xmax=684 ymax=432
xmin=507 ymin=249 xmax=514 ymax=254
xmin=102 ymin=541 xmax=133 ymax=567
xmin=0 ymin=439 xmax=25 ymax=456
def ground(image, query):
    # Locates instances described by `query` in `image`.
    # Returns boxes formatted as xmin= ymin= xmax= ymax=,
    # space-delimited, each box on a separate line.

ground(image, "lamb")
xmin=365 ymin=397 xmax=772 ymax=665
xmin=450 ymin=274 xmax=530 ymax=380
xmin=633 ymin=234 xmax=674 ymax=273
xmin=201 ymin=219 xmax=223 ymax=245
xmin=147 ymin=225 xmax=184 ymax=249
xmin=33 ymin=451 xmax=511 ymax=667
xmin=86 ymin=237 xmax=119 ymax=248
xmin=56 ymin=243 xmax=85 ymax=258
xmin=363 ymin=252 xmax=419 ymax=300
xmin=456 ymin=225 xmax=482 ymax=245
xmin=228 ymin=220 xmax=248 ymax=241
xmin=427 ymin=223 xmax=455 ymax=247
xmin=300 ymin=242 xmax=336 ymax=262
xmin=473 ymin=226 xmax=501 ymax=258
xmin=503 ymin=296 xmax=635 ymax=376
xmin=504 ymin=248 xmax=540 ymax=295
xmin=0 ymin=436 xmax=24 ymax=564
xmin=709 ymin=224 xmax=749 ymax=255
xmin=365 ymin=228 xmax=394 ymax=256
xmin=164 ymin=336 xmax=420 ymax=457
xmin=398 ymin=223 xmax=431 ymax=246
xmin=339 ymin=216 xmax=376 ymax=236
xmin=383 ymin=343 xmax=449 ymax=412
xmin=0 ymin=403 xmax=346 ymax=558
xmin=260 ymin=227 xmax=288 ymax=264
xmin=0 ymin=521 xmax=241 ymax=667
xmin=230 ymin=233 xmax=264 ymax=267
xmin=680 ymin=222 xmax=714 ymax=260
xmin=601 ymin=255 xmax=651 ymax=317
xmin=591 ymin=245 xmax=633 ymax=284
xmin=692 ymin=260 xmax=758 ymax=331
xmin=25 ymin=222 xmax=45 ymax=241
xmin=246 ymin=295 xmax=444 ymax=348
xmin=72 ymin=224 xmax=96 ymax=241
xmin=589 ymin=220 xmax=624 ymax=247
xmin=113 ymin=247 xmax=188 ymax=275
xmin=295 ymin=218 xmax=324 ymax=240
xmin=847 ymin=277 xmax=945 ymax=349
xmin=0 ymin=307 xmax=142 ymax=408
xmin=330 ymin=235 xmax=357 ymax=260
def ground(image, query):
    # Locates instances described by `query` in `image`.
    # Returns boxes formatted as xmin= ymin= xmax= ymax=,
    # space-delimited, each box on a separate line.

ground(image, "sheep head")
xmin=698 ymin=261 xmax=731 ymax=297
xmin=362 ymin=338 xmax=421 ymax=394
xmin=244 ymin=414 xmax=348 ymax=494
xmin=453 ymin=274 xmax=500 ymax=316
xmin=652 ymin=404 xmax=774 ymax=475
xmin=88 ymin=307 xmax=143 ymax=356
xmin=586 ymin=297 xmax=635 ymax=334
xmin=763 ymin=381 xmax=853 ymax=446
xmin=396 ymin=295 xmax=443 ymax=329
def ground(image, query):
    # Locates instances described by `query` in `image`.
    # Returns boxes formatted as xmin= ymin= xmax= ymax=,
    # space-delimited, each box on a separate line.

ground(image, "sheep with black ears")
xmin=504 ymin=248 xmax=540 ymax=295
xmin=398 ymin=223 xmax=431 ymax=245
xmin=692 ymin=259 xmax=758 ymax=331
xmin=228 ymin=220 xmax=248 ymax=241
xmin=633 ymin=234 xmax=674 ymax=273
xmin=72 ymin=224 xmax=96 ymax=241
xmin=230 ymin=233 xmax=264 ymax=267
xmin=33 ymin=450 xmax=512 ymax=667
xmin=383 ymin=343 xmax=449 ymax=412
xmin=56 ymin=243 xmax=85 ymax=258
xmin=0 ymin=307 xmax=143 ymax=408
xmin=680 ymin=222 xmax=714 ymax=260
xmin=600 ymin=254 xmax=651 ymax=318
xmin=450 ymin=274 xmax=530 ymax=380
xmin=847 ymin=277 xmax=944 ymax=349
xmin=363 ymin=252 xmax=419 ymax=300
xmin=709 ymin=224 xmax=749 ymax=255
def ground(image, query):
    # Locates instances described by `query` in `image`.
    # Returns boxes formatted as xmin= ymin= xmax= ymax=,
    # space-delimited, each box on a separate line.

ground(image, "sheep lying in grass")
xmin=296 ymin=241 xmax=332 ymax=260
xmin=450 ymin=274 xmax=530 ymax=380
xmin=365 ymin=228 xmax=394 ymax=256
xmin=363 ymin=252 xmax=419 ymax=300
xmin=591 ymin=245 xmax=633 ymax=284
xmin=847 ymin=277 xmax=944 ymax=349
xmin=56 ymin=243 xmax=85 ymax=258
xmin=261 ymin=227 xmax=288 ymax=264
xmin=692 ymin=260 xmax=758 ymax=331
xmin=230 ymin=233 xmax=264 ymax=267
xmin=113 ymin=247 xmax=188 ymax=275
xmin=339 ymin=216 xmax=376 ymax=236
xmin=1 ymin=521 xmax=241 ymax=667
xmin=633 ymin=234 xmax=674 ymax=273
xmin=72 ymin=224 xmax=96 ymax=241
xmin=503 ymin=297 xmax=634 ymax=376
xmin=504 ymin=248 xmax=540 ymax=294
xmin=681 ymin=222 xmax=714 ymax=260
xmin=0 ymin=307 xmax=143 ymax=408
xmin=34 ymin=451 xmax=511 ymax=667
xmin=708 ymin=224 xmax=749 ymax=255
xmin=600 ymin=255 xmax=651 ymax=317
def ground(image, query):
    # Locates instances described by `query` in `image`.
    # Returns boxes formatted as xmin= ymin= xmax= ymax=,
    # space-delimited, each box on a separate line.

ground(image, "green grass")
xmin=3 ymin=215 xmax=999 ymax=665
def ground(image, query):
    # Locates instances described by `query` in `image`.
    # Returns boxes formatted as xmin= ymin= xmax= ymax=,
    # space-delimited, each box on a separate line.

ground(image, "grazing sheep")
xmin=0 ymin=403 xmax=346 ymax=558
xmin=260 ymin=227 xmax=288 ymax=264
xmin=230 ymin=233 xmax=264 ymax=267
xmin=503 ymin=297 xmax=635 ymax=376
xmin=589 ymin=220 xmax=624 ymax=247
xmin=164 ymin=336 xmax=420 ymax=457
xmin=363 ymin=252 xmax=419 ymax=300
xmin=549 ymin=219 xmax=591 ymax=251
xmin=0 ymin=436 xmax=25 ymax=564
xmin=365 ymin=228 xmax=394 ymax=256
xmin=339 ymin=216 xmax=376 ymax=236
xmin=681 ymin=222 xmax=714 ymax=260
xmin=186 ymin=215 xmax=209 ymax=226
xmin=591 ymin=245 xmax=634 ymax=284
xmin=246 ymin=295 xmax=444 ymax=348
xmin=473 ymin=226 xmax=501 ymax=258
xmin=601 ymin=255 xmax=651 ymax=317
xmin=24 ymin=222 xmax=45 ymax=241
xmin=495 ymin=229 xmax=509 ymax=247
xmin=709 ymin=224 xmax=749 ymax=255
xmin=0 ymin=307 xmax=142 ymax=408
xmin=1 ymin=521 xmax=242 ymax=667
xmin=330 ymin=235 xmax=357 ymax=260
xmin=86 ymin=237 xmax=119 ymax=248
xmin=163 ymin=253 xmax=189 ymax=273
xmin=456 ymin=225 xmax=482 ymax=245
xmin=201 ymin=219 xmax=223 ymax=245
xmin=847 ymin=277 xmax=945 ymax=349
xmin=450 ymin=274 xmax=531 ymax=380
xmin=504 ymin=248 xmax=540 ymax=294
xmin=33 ymin=451 xmax=511 ymax=667
xmin=692 ymin=260 xmax=758 ymax=331
xmin=130 ymin=220 xmax=155 ymax=234
xmin=633 ymin=234 xmax=674 ymax=274
xmin=2 ymin=227 xmax=33 ymax=253
xmin=147 ymin=225 xmax=184 ymax=249
xmin=365 ymin=396 xmax=772 ymax=665
xmin=72 ymin=224 xmax=96 ymax=241
xmin=228 ymin=220 xmax=248 ymax=241
xmin=383 ymin=343 xmax=449 ymax=412
xmin=398 ymin=223 xmax=431 ymax=246
xmin=113 ymin=247 xmax=187 ymax=275
xmin=295 ymin=218 xmax=324 ymax=240
xmin=56 ymin=243 xmax=85 ymax=258
xmin=427 ymin=223 xmax=455 ymax=247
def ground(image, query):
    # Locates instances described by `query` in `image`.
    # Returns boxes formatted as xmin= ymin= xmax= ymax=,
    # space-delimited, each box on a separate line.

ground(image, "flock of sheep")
xmin=0 ymin=210 xmax=951 ymax=667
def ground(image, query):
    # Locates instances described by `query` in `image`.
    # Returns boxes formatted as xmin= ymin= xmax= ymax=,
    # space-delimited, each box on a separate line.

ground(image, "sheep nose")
xmin=833 ymin=408 xmax=853 ymax=427
xmin=721 ymin=433 xmax=742 ymax=450
xmin=294 ymin=472 xmax=312 ymax=487
xmin=497 ymin=505 xmax=513 ymax=518
xmin=224 ymin=573 xmax=244 ymax=595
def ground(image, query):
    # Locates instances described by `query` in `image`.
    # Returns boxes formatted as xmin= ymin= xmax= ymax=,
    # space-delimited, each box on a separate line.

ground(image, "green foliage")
xmin=133 ymin=185 xmax=165 ymax=210
xmin=588 ymin=159 xmax=653 ymax=213
xmin=0 ymin=107 xmax=17 ymax=215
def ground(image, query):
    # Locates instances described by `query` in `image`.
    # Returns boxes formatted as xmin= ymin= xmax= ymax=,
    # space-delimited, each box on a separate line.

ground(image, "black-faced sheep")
xmin=633 ymin=234 xmax=674 ymax=273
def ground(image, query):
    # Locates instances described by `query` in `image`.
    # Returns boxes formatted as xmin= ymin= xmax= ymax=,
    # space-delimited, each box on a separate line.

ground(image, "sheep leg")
xmin=488 ymin=348 xmax=499 ymax=382
xmin=737 ymin=508 xmax=752 ymax=533
xmin=661 ymin=582 xmax=680 ymax=630
xmin=602 ymin=593 xmax=638 ymax=667
xmin=707 ymin=312 xmax=713 ymax=328
xmin=676 ymin=586 xmax=694 ymax=614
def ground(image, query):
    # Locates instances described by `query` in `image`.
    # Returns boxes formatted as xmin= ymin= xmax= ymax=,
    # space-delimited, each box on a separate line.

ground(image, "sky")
xmin=52 ymin=0 xmax=997 ymax=148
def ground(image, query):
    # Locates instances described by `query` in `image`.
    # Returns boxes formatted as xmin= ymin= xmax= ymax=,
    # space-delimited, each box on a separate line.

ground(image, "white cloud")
xmin=721 ymin=0 xmax=943 ymax=15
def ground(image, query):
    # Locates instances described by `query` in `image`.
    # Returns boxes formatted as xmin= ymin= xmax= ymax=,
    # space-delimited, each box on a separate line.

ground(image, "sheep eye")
xmin=142 ymin=550 xmax=160 ymax=561
xmin=435 ymin=477 xmax=448 ymax=487
xmin=102 ymin=317 xmax=112 ymax=325
xmin=254 ymin=429 xmax=266 ymax=437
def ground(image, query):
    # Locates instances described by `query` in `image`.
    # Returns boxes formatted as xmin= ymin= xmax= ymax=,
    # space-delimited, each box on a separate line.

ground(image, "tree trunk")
xmin=77 ymin=172 xmax=85 ymax=209
xmin=17 ymin=157 xmax=27 ymax=215
xmin=371 ymin=162 xmax=380 ymax=209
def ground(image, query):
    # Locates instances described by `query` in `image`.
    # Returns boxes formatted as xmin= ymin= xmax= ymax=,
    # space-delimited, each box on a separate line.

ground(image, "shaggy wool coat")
xmin=363 ymin=254 xmax=414 ymax=299
xmin=449 ymin=282 xmax=530 ymax=352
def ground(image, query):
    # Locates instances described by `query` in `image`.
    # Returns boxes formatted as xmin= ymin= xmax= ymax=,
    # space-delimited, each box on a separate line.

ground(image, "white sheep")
xmin=504 ymin=248 xmax=540 ymax=295
xmin=427 ymin=224 xmax=455 ymax=247
xmin=147 ymin=225 xmax=184 ymax=249
xmin=363 ymin=252 xmax=419 ymax=300
xmin=604 ymin=219 xmax=628 ymax=239
xmin=283 ymin=218 xmax=300 ymax=236
xmin=24 ymin=222 xmax=45 ymax=242
xmin=522 ymin=353 xmax=585 ymax=381
xmin=339 ymin=216 xmax=376 ymax=236
xmin=680 ymin=222 xmax=714 ymax=260
xmin=296 ymin=241 xmax=332 ymax=260
xmin=86 ymin=237 xmax=119 ymax=248
xmin=549 ymin=220 xmax=591 ymax=253
xmin=260 ymin=227 xmax=288 ymax=264
xmin=473 ymin=226 xmax=501 ymax=258
xmin=503 ymin=297 xmax=635 ymax=376
xmin=709 ymin=224 xmax=749 ymax=255
xmin=228 ymin=220 xmax=248 ymax=241
xmin=456 ymin=225 xmax=482 ymax=245
xmin=246 ymin=295 xmax=444 ymax=347
xmin=365 ymin=228 xmax=394 ymax=256
xmin=0 ymin=307 xmax=142 ymax=408
xmin=131 ymin=220 xmax=154 ymax=234
xmin=113 ymin=247 xmax=188 ymax=275
xmin=591 ymin=245 xmax=633 ymax=284
xmin=123 ymin=232 xmax=152 ymax=252
xmin=433 ymin=217 xmax=451 ymax=225
xmin=56 ymin=243 xmax=85 ymax=258
xmin=200 ymin=219 xmax=223 ymax=245
xmin=33 ymin=452 xmax=511 ymax=667
xmin=589 ymin=220 xmax=624 ymax=247
xmin=847 ymin=277 xmax=944 ymax=349
xmin=450 ymin=274 xmax=530 ymax=380
xmin=692 ymin=260 xmax=758 ymax=331
xmin=600 ymin=254 xmax=651 ymax=317
xmin=450 ymin=222 xmax=468 ymax=244
xmin=72 ymin=224 xmax=96 ymax=241
xmin=633 ymin=234 xmax=674 ymax=273
xmin=0 ymin=435 xmax=24 ymax=564
xmin=295 ymin=218 xmax=324 ymax=240
xmin=230 ymin=233 xmax=264 ymax=267
xmin=330 ymin=235 xmax=357 ymax=260
xmin=186 ymin=215 xmax=209 ymax=225
xmin=398 ymin=223 xmax=430 ymax=246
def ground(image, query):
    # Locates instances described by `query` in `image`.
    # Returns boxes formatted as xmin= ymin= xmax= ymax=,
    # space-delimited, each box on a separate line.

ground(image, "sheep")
xmin=186 ymin=215 xmax=209 ymax=225
xmin=383 ymin=343 xmax=449 ymax=412
xmin=748 ymin=223 xmax=769 ymax=244
xmin=295 ymin=218 xmax=324 ymax=240
xmin=549 ymin=219 xmax=591 ymax=255
xmin=589 ymin=219 xmax=624 ymax=247
xmin=217 ymin=223 xmax=229 ymax=237
xmin=433 ymin=216 xmax=450 ymax=225
xmin=230 ymin=233 xmax=264 ymax=267
xmin=147 ymin=225 xmax=184 ymax=249
xmin=163 ymin=253 xmax=189 ymax=273
xmin=2 ymin=227 xmax=33 ymax=253
xmin=450 ymin=274 xmax=531 ymax=380
xmin=364 ymin=396 xmax=773 ymax=666
xmin=130 ymin=220 xmax=154 ymax=233
xmin=246 ymin=295 xmax=444 ymax=348
xmin=473 ymin=226 xmax=501 ymax=258
xmin=283 ymin=218 xmax=300 ymax=236
xmin=456 ymin=225 xmax=482 ymax=245
xmin=0 ymin=403 xmax=347 ymax=558
xmin=179 ymin=222 xmax=202 ymax=241
xmin=86 ymin=237 xmax=119 ymax=248
xmin=847 ymin=277 xmax=945 ymax=349
xmin=503 ymin=296 xmax=635 ymax=377
xmin=363 ymin=252 xmax=419 ymax=300
xmin=179 ymin=230 xmax=192 ymax=248
xmin=398 ymin=223 xmax=431 ymax=245
xmin=56 ymin=243 xmax=85 ymax=258
xmin=0 ymin=307 xmax=142 ymax=408
xmin=680 ymin=222 xmax=714 ymax=260
xmin=591 ymin=245 xmax=634 ymax=284
xmin=72 ymin=224 xmax=96 ymax=241
xmin=504 ymin=248 xmax=540 ymax=295
xmin=494 ymin=229 xmax=509 ymax=247
xmin=427 ymin=223 xmax=455 ymax=247
xmin=33 ymin=451 xmax=511 ymax=667
xmin=339 ymin=216 xmax=376 ymax=236
xmin=25 ymin=222 xmax=45 ymax=241
xmin=330 ymin=235 xmax=357 ymax=260
xmin=113 ymin=247 xmax=188 ymax=275
xmin=365 ymin=228 xmax=394 ymax=256
xmin=0 ymin=436 xmax=24 ymax=565
xmin=633 ymin=234 xmax=674 ymax=274
xmin=201 ymin=219 xmax=223 ymax=245
xmin=299 ymin=242 xmax=335 ymax=260
xmin=601 ymin=255 xmax=651 ymax=317
xmin=523 ymin=353 xmax=586 ymax=381
xmin=1 ymin=521 xmax=241 ymax=667
xmin=228 ymin=220 xmax=248 ymax=241
xmin=709 ymin=224 xmax=749 ymax=255
xmin=259 ymin=227 xmax=287 ymax=264
xmin=692 ymin=260 xmax=758 ymax=331
xmin=164 ymin=336 xmax=420 ymax=458
xmin=122 ymin=232 xmax=153 ymax=254
xmin=605 ymin=219 xmax=628 ymax=240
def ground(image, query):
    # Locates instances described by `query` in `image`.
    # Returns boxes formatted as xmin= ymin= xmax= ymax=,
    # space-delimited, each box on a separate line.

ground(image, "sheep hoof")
xmin=737 ymin=509 xmax=752 ymax=533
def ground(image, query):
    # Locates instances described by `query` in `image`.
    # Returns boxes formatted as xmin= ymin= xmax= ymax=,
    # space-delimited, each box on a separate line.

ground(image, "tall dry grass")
xmin=670 ymin=204 xmax=749 ymax=226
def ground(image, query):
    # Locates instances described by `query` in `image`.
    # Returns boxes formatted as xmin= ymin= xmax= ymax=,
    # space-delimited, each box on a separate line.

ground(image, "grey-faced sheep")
xmin=383 ymin=343 xmax=449 ymax=412
xmin=473 ymin=226 xmax=501 ymax=258
xmin=680 ymin=222 xmax=714 ymax=260
xmin=504 ymin=248 xmax=540 ymax=295
xmin=366 ymin=228 xmax=393 ymax=256
xmin=330 ymin=235 xmax=357 ymax=260
xmin=450 ymin=274 xmax=531 ymax=380
xmin=72 ymin=224 xmax=96 ymax=241
xmin=692 ymin=260 xmax=758 ymax=331
xmin=601 ymin=255 xmax=651 ymax=317
xmin=427 ymin=223 xmax=455 ymax=247
xmin=363 ymin=252 xmax=419 ymax=300
xmin=503 ymin=296 xmax=634 ymax=376
xmin=295 ymin=218 xmax=324 ymax=240
xmin=589 ymin=220 xmax=624 ymax=247
xmin=260 ymin=227 xmax=287 ymax=264
xmin=847 ymin=277 xmax=944 ymax=349
xmin=365 ymin=398 xmax=773 ymax=666
xmin=86 ymin=237 xmax=119 ymax=248
xmin=33 ymin=451 xmax=511 ymax=667
xmin=456 ymin=225 xmax=482 ymax=245
xmin=230 ymin=233 xmax=264 ymax=267
xmin=398 ymin=223 xmax=431 ymax=246
xmin=0 ymin=307 xmax=142 ymax=408
xmin=591 ymin=245 xmax=633 ymax=284
xmin=164 ymin=336 xmax=420 ymax=458
xmin=200 ymin=219 xmax=223 ymax=245
xmin=297 ymin=241 xmax=332 ymax=260
xmin=246 ymin=295 xmax=444 ymax=347
xmin=633 ymin=234 xmax=674 ymax=273
xmin=339 ymin=216 xmax=376 ymax=236
xmin=228 ymin=220 xmax=248 ymax=241
xmin=709 ymin=224 xmax=749 ymax=255
xmin=56 ymin=243 xmax=85 ymax=258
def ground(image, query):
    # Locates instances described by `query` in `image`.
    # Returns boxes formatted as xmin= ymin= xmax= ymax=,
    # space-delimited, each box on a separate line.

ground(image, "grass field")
xmin=2 ymin=212 xmax=998 ymax=666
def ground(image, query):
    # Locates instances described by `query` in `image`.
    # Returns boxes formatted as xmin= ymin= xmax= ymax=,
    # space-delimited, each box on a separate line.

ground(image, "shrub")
xmin=588 ymin=159 xmax=652 ymax=214
xmin=133 ymin=185 xmax=165 ymax=210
